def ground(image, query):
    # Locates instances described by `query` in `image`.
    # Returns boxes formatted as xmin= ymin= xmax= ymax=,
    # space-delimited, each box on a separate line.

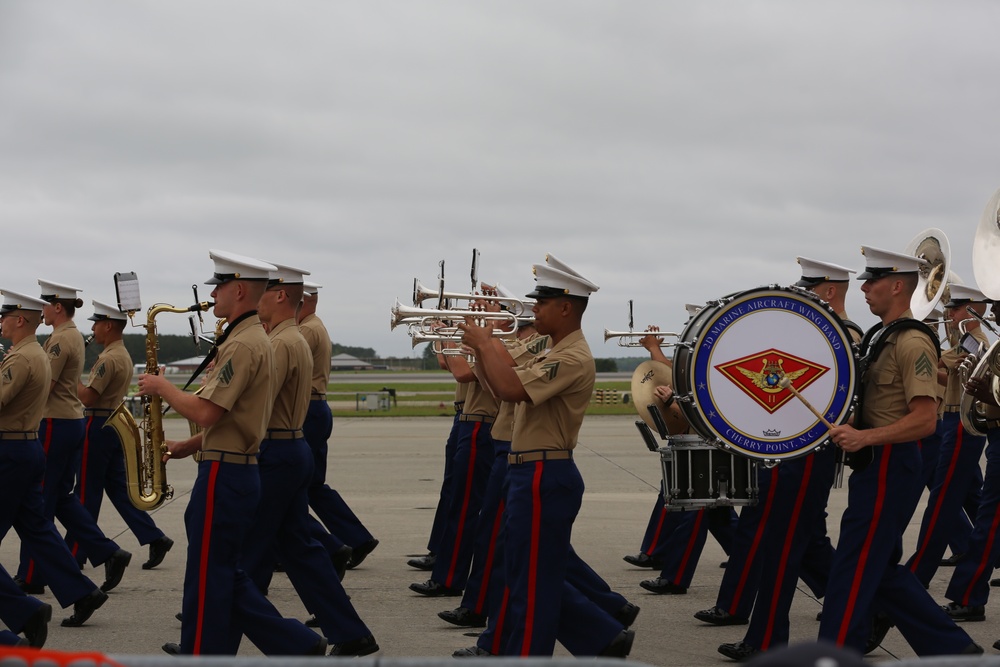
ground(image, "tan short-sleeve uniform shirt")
xmin=267 ymin=318 xmax=313 ymax=430
xmin=511 ymin=329 xmax=595 ymax=452
xmin=0 ymin=337 xmax=51 ymax=431
xmin=44 ymin=321 xmax=85 ymax=419
xmin=941 ymin=328 xmax=988 ymax=410
xmin=860 ymin=313 xmax=939 ymax=430
xmin=199 ymin=314 xmax=274 ymax=455
xmin=492 ymin=334 xmax=549 ymax=443
xmin=86 ymin=340 xmax=133 ymax=411
xmin=298 ymin=313 xmax=332 ymax=397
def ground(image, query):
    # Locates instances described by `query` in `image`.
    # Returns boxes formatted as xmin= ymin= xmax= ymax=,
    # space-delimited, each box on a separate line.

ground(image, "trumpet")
xmin=412 ymin=279 xmax=535 ymax=317
xmin=390 ymin=299 xmax=520 ymax=332
xmin=603 ymin=329 xmax=681 ymax=348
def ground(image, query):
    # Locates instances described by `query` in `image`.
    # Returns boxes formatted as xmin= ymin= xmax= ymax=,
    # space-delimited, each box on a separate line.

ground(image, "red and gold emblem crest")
xmin=714 ymin=349 xmax=829 ymax=414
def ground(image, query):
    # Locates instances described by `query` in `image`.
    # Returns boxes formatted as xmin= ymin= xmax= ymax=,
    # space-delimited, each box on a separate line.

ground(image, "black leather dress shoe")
xmin=407 ymin=553 xmax=436 ymax=570
xmin=639 ymin=578 xmax=686 ymax=595
xmin=453 ymin=645 xmax=492 ymax=657
xmin=410 ymin=579 xmax=462 ymax=597
xmin=329 ymin=634 xmax=379 ymax=657
xmin=864 ymin=612 xmax=893 ymax=654
xmin=622 ymin=553 xmax=663 ymax=569
xmin=694 ymin=605 xmax=748 ymax=626
xmin=307 ymin=637 xmax=329 ymax=656
xmin=992 ymin=577 xmax=1000 ymax=587
xmin=940 ymin=552 xmax=964 ymax=566
xmin=61 ymin=588 xmax=108 ymax=627
xmin=615 ymin=602 xmax=640 ymax=628
xmin=143 ymin=536 xmax=174 ymax=570
xmin=305 ymin=614 xmax=320 ymax=628
xmin=718 ymin=641 xmax=759 ymax=662
xmin=332 ymin=545 xmax=353 ymax=581
xmin=438 ymin=606 xmax=487 ymax=627
xmin=964 ymin=642 xmax=985 ymax=655
xmin=599 ymin=629 xmax=635 ymax=658
xmin=22 ymin=602 xmax=52 ymax=648
xmin=347 ymin=538 xmax=379 ymax=569
xmin=162 ymin=642 xmax=181 ymax=655
xmin=14 ymin=576 xmax=45 ymax=595
xmin=942 ymin=602 xmax=986 ymax=622
xmin=101 ymin=549 xmax=132 ymax=592
xmin=175 ymin=612 xmax=183 ymax=622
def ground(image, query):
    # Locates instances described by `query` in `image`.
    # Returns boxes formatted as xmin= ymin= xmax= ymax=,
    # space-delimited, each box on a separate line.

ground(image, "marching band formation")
xmin=392 ymin=190 xmax=1000 ymax=661
xmin=5 ymin=188 xmax=1000 ymax=662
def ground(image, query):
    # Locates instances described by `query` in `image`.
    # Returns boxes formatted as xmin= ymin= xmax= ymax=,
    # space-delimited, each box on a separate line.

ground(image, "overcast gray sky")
xmin=3 ymin=1 xmax=1000 ymax=359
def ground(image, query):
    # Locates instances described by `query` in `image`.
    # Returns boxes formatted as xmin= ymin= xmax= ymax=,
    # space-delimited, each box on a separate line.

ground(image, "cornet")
xmin=412 ymin=279 xmax=535 ymax=317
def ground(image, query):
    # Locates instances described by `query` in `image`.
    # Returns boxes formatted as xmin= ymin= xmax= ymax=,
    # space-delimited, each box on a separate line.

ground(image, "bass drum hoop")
xmin=673 ymin=285 xmax=857 ymax=461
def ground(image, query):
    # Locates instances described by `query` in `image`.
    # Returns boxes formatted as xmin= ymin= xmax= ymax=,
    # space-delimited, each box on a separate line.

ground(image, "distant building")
xmin=331 ymin=353 xmax=374 ymax=371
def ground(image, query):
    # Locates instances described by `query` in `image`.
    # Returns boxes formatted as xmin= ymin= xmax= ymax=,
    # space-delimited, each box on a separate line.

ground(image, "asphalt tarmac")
xmin=2 ymin=415 xmax=996 ymax=664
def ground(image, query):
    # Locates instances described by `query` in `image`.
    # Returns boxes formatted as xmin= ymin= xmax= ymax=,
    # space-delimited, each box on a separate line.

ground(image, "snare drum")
xmin=659 ymin=434 xmax=758 ymax=510
xmin=673 ymin=286 xmax=857 ymax=461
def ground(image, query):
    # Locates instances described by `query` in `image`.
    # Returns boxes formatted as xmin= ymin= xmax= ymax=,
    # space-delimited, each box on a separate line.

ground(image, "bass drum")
xmin=673 ymin=285 xmax=858 ymax=461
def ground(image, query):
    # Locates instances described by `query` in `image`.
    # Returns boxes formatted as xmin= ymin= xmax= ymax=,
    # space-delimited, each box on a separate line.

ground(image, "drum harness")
xmin=847 ymin=318 xmax=941 ymax=472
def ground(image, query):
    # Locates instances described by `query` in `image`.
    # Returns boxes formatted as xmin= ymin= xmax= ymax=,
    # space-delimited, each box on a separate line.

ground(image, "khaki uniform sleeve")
xmin=199 ymin=341 xmax=254 ymax=412
xmin=0 ymin=357 xmax=28 ymax=410
xmin=516 ymin=353 xmax=588 ymax=407
xmin=898 ymin=329 xmax=939 ymax=404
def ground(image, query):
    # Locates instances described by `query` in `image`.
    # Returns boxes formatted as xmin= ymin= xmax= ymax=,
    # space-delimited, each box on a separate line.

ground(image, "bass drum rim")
xmin=673 ymin=285 xmax=858 ymax=461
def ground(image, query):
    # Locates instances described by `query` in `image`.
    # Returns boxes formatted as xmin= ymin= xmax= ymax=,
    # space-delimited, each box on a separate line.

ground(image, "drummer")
xmin=716 ymin=257 xmax=861 ymax=660
xmin=628 ymin=325 xmax=738 ymax=597
xmin=819 ymin=246 xmax=980 ymax=656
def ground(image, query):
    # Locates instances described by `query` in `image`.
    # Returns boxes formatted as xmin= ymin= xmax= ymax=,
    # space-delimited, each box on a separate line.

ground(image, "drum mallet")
xmin=779 ymin=377 xmax=845 ymax=486
xmin=778 ymin=377 xmax=834 ymax=430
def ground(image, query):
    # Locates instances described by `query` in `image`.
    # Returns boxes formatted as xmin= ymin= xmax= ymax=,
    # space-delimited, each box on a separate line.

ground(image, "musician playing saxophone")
xmin=68 ymin=300 xmax=174 ymax=571
xmin=136 ymin=250 xmax=325 ymax=656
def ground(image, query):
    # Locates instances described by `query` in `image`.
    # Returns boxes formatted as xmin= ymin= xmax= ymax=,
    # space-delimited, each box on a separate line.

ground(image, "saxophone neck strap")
xmin=179 ymin=310 xmax=258 ymax=393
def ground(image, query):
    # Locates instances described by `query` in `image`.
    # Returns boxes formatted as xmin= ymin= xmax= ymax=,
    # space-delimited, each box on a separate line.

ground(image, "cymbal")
xmin=630 ymin=360 xmax=687 ymax=436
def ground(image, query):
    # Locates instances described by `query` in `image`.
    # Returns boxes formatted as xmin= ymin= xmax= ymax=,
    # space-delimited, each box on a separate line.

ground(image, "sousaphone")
xmin=905 ymin=228 xmax=951 ymax=321
xmin=973 ymin=186 xmax=1000 ymax=300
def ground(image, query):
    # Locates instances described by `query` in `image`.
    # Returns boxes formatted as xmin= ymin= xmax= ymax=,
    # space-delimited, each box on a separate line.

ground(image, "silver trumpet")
xmin=603 ymin=329 xmax=681 ymax=348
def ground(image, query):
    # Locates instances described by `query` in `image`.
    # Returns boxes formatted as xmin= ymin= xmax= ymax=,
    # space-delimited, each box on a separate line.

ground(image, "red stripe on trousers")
xmin=519 ymin=461 xmax=544 ymax=656
xmin=193 ymin=461 xmax=220 ymax=655
xmin=646 ymin=505 xmax=669 ymax=555
xmin=836 ymin=444 xmax=891 ymax=646
xmin=761 ymin=456 xmax=813 ymax=649
xmin=491 ymin=587 xmax=510 ymax=655
xmin=474 ymin=498 xmax=505 ymax=614
xmin=910 ymin=424 xmax=965 ymax=572
xmin=672 ymin=509 xmax=705 ymax=585
xmin=729 ymin=467 xmax=779 ymax=614
xmin=959 ymin=502 xmax=1000 ymax=605
xmin=445 ymin=422 xmax=481 ymax=587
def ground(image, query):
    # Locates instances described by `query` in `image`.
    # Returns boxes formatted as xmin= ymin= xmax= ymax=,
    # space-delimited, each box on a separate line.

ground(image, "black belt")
xmin=0 ymin=431 xmax=38 ymax=441
xmin=508 ymin=450 xmax=573 ymax=464
xmin=194 ymin=450 xmax=258 ymax=465
xmin=459 ymin=414 xmax=495 ymax=424
xmin=264 ymin=429 xmax=304 ymax=440
xmin=84 ymin=409 xmax=114 ymax=417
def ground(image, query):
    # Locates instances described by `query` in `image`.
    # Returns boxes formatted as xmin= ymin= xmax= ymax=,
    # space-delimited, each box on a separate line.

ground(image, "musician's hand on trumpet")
xmin=641 ymin=325 xmax=672 ymax=366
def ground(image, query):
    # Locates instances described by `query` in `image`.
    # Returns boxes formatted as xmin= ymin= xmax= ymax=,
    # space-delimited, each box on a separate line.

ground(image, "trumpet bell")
xmin=973 ymin=186 xmax=1000 ymax=300
xmin=905 ymin=228 xmax=951 ymax=322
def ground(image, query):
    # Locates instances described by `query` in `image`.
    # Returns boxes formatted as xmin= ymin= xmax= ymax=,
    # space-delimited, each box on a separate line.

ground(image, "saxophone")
xmin=105 ymin=301 xmax=212 ymax=511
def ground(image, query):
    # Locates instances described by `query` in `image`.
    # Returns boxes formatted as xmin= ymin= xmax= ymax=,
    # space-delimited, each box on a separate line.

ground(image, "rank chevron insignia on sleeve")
xmin=527 ymin=337 xmax=548 ymax=355
xmin=218 ymin=359 xmax=235 ymax=385
xmin=915 ymin=352 xmax=934 ymax=378
xmin=49 ymin=343 xmax=61 ymax=358
xmin=2 ymin=368 xmax=11 ymax=382
xmin=95 ymin=363 xmax=106 ymax=379
xmin=541 ymin=361 xmax=560 ymax=380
